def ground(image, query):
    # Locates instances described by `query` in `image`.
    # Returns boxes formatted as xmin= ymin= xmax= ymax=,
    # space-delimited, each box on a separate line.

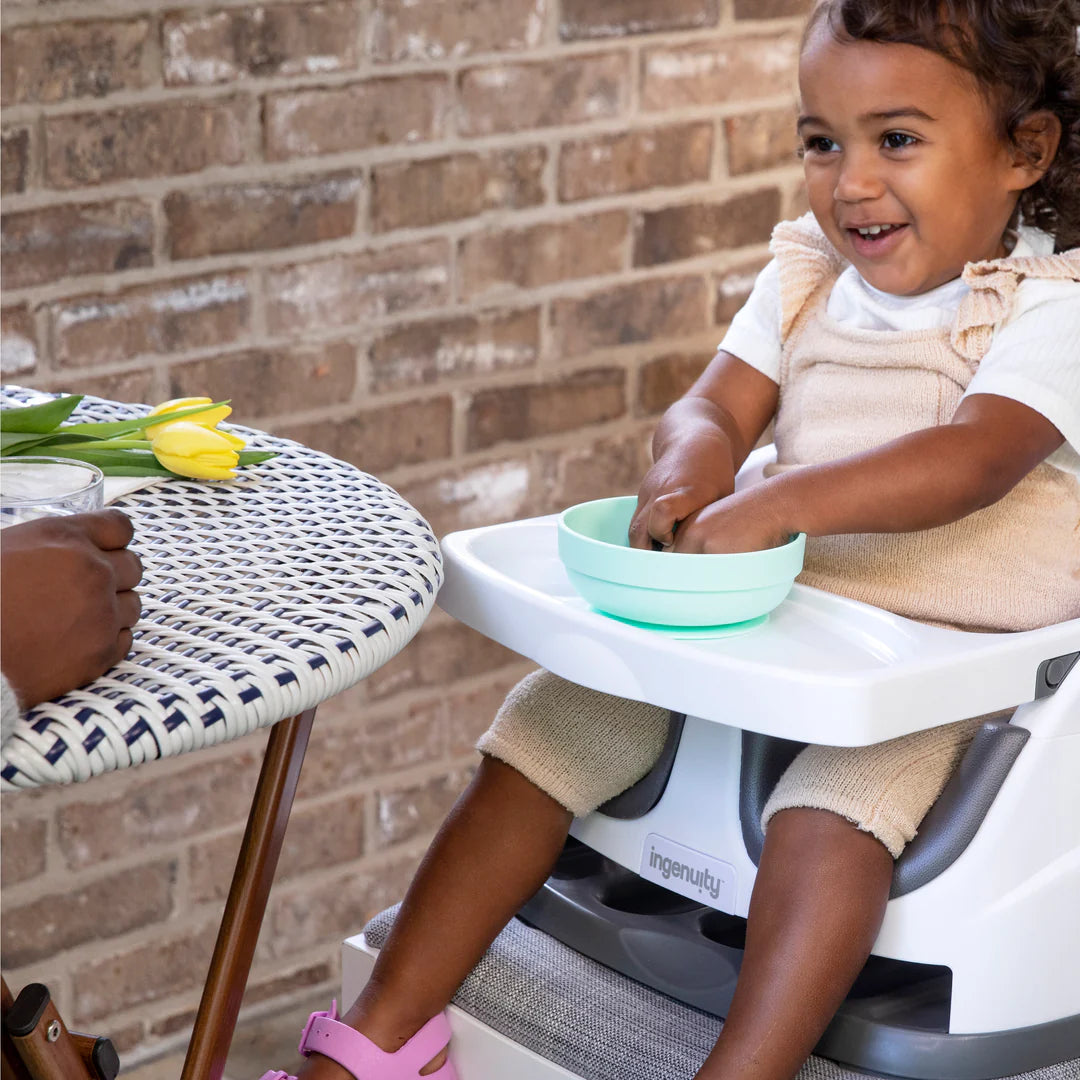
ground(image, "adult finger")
xmin=106 ymin=547 xmax=144 ymax=592
xmin=71 ymin=509 xmax=135 ymax=551
xmin=115 ymin=589 xmax=142 ymax=630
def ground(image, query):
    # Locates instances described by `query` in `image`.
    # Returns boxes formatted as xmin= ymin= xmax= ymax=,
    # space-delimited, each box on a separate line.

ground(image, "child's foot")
xmin=264 ymin=1003 xmax=454 ymax=1080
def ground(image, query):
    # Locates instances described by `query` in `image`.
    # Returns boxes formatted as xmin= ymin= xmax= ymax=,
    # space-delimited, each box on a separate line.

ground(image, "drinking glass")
xmin=0 ymin=456 xmax=105 ymax=529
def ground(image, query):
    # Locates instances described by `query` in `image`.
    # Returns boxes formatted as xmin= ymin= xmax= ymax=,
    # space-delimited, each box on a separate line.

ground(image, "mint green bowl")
xmin=557 ymin=496 xmax=805 ymax=634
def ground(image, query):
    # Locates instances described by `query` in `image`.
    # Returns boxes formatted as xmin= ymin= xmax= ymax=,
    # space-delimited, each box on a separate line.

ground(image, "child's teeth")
xmin=858 ymin=225 xmax=894 ymax=236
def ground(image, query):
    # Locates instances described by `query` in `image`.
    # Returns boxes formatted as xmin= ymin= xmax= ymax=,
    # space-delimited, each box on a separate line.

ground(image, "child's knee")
xmin=477 ymin=669 xmax=671 ymax=818
xmin=760 ymin=717 xmax=983 ymax=859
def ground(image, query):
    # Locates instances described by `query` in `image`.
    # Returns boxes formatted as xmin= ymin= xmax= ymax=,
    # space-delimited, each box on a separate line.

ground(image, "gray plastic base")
xmin=519 ymin=840 xmax=1080 ymax=1080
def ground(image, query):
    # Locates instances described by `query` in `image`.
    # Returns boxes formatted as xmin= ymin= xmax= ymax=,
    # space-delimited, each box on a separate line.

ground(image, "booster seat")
xmin=344 ymin=447 xmax=1080 ymax=1080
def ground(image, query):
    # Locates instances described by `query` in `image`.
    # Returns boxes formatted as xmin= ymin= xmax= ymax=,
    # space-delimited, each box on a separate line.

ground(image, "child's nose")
xmin=833 ymin=149 xmax=885 ymax=202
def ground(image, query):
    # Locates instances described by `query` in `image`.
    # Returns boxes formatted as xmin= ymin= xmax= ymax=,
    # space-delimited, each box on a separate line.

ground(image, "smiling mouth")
xmin=848 ymin=223 xmax=906 ymax=238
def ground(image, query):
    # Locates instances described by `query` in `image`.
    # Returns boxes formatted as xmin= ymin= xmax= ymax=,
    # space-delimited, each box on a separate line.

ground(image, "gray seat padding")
xmin=737 ymin=719 xmax=1030 ymax=898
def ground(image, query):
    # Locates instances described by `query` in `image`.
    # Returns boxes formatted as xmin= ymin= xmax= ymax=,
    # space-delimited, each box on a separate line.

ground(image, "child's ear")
xmin=1007 ymin=110 xmax=1062 ymax=190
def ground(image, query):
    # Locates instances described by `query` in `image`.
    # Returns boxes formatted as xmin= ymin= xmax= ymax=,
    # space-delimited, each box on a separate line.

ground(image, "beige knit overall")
xmin=480 ymin=217 xmax=1080 ymax=857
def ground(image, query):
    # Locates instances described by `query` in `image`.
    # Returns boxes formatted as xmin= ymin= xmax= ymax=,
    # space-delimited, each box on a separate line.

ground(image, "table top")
xmin=0 ymin=387 xmax=443 ymax=791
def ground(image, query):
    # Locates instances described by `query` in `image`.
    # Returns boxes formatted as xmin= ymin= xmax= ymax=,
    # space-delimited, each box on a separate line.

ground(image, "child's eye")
xmin=800 ymin=135 xmax=838 ymax=155
xmin=882 ymin=131 xmax=917 ymax=150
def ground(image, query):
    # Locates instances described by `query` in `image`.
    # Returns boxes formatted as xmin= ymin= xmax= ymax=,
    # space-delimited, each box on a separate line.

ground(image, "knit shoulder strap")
xmin=952 ymin=247 xmax=1080 ymax=362
xmin=770 ymin=213 xmax=848 ymax=341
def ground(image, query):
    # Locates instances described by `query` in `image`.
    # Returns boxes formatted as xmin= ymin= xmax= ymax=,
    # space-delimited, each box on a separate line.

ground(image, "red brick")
xmin=148 ymin=961 xmax=330 ymax=1038
xmin=265 ymin=76 xmax=450 ymax=160
xmin=267 ymin=855 xmax=418 ymax=958
xmin=164 ymin=174 xmax=361 ymax=260
xmin=1 ymin=19 xmax=152 ymax=106
xmin=396 ymin=453 xmax=546 ymax=537
xmin=37 ymin=368 xmax=155 ymax=405
xmin=168 ymin=341 xmax=356 ymax=417
xmin=374 ymin=771 xmax=469 ymax=849
xmin=724 ymin=107 xmax=798 ymax=176
xmin=44 ymin=98 xmax=251 ymax=190
xmin=459 ymin=211 xmax=628 ymax=299
xmin=163 ymin=2 xmax=360 ymax=86
xmin=364 ymin=619 xmax=520 ymax=701
xmin=466 ymin=368 xmax=627 ymax=451
xmin=0 ymin=816 xmax=46 ymax=886
xmin=1 ymin=200 xmax=153 ymax=291
xmin=2 ymin=861 xmax=176 ymax=969
xmin=371 ymin=308 xmax=539 ymax=392
xmin=550 ymin=431 xmax=652 ymax=509
xmin=1 ymin=127 xmax=30 ymax=195
xmin=444 ymin=673 xmax=528 ymax=757
xmin=637 ymin=350 xmax=713 ymax=415
xmin=295 ymin=687 xmax=445 ymax=799
xmin=560 ymin=0 xmax=718 ymax=40
xmin=551 ymin=275 xmax=709 ymax=357
xmin=458 ymin=54 xmax=629 ymax=137
xmin=1 ymin=304 xmax=38 ymax=378
xmin=73 ymin=922 xmax=219 ymax=1023
xmin=370 ymin=0 xmax=546 ymax=61
xmin=50 ymin=273 xmax=251 ymax=369
xmin=735 ymin=0 xmax=814 ymax=16
xmin=714 ymin=255 xmax=770 ymax=323
xmin=633 ymin=188 xmax=781 ymax=266
xmin=57 ymin=748 xmax=262 ymax=870
xmin=190 ymin=793 xmax=366 ymax=903
xmin=558 ymin=123 xmax=713 ymax=202
xmin=264 ymin=240 xmax=450 ymax=335
xmin=641 ymin=33 xmax=800 ymax=110
xmin=371 ymin=147 xmax=547 ymax=233
xmin=277 ymin=395 xmax=453 ymax=474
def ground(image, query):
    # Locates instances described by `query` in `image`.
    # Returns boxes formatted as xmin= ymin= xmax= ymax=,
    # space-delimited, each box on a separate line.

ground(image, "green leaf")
xmin=0 ymin=395 xmax=84 ymax=433
xmin=237 ymin=451 xmax=279 ymax=466
xmin=60 ymin=400 xmax=232 ymax=439
xmin=0 ymin=431 xmax=58 ymax=454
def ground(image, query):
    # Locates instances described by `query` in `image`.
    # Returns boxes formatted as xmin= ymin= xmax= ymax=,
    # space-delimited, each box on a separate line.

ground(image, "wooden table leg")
xmin=181 ymin=708 xmax=316 ymax=1080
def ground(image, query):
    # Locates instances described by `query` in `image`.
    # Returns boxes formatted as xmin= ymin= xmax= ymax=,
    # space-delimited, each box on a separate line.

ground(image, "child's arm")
xmin=628 ymin=350 xmax=778 ymax=549
xmin=670 ymin=393 xmax=1065 ymax=554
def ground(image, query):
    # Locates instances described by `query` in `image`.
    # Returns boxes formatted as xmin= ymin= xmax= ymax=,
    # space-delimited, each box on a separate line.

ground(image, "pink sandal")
xmin=258 ymin=1001 xmax=457 ymax=1080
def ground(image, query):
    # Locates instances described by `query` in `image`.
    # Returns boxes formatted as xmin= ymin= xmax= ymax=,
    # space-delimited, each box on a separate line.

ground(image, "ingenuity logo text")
xmin=647 ymin=845 xmax=725 ymax=900
xmin=639 ymin=833 xmax=736 ymax=909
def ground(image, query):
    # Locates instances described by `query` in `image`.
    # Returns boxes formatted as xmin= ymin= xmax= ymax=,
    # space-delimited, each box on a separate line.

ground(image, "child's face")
xmin=798 ymin=29 xmax=1023 ymax=295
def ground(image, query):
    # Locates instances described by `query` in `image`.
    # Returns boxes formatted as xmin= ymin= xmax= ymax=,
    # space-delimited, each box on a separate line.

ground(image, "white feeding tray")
xmin=437 ymin=514 xmax=1079 ymax=746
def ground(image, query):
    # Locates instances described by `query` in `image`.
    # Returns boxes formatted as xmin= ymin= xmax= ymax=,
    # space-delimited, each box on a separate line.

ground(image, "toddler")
xmin=265 ymin=1 xmax=1080 ymax=1078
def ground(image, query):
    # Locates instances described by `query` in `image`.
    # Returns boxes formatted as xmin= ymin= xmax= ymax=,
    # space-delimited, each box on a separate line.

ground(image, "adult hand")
xmin=1 ymin=510 xmax=142 ymax=709
xmin=628 ymin=433 xmax=737 ymax=550
xmin=671 ymin=485 xmax=793 ymax=554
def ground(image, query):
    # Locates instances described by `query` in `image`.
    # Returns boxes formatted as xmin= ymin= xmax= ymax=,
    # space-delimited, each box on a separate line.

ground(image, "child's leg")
xmin=297 ymin=670 xmax=671 ymax=1079
xmin=694 ymin=806 xmax=892 ymax=1080
xmin=297 ymin=756 xmax=572 ymax=1078
xmin=696 ymin=716 xmax=984 ymax=1080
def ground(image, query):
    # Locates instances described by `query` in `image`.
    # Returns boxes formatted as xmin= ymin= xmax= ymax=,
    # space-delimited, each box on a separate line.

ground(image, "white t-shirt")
xmin=719 ymin=224 xmax=1080 ymax=475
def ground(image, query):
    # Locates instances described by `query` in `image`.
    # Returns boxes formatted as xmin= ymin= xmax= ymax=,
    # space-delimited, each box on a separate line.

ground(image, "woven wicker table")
xmin=0 ymin=387 xmax=443 ymax=1079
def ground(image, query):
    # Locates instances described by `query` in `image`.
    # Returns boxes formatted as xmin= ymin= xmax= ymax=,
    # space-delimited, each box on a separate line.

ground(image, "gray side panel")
xmin=597 ymin=712 xmax=686 ymax=820
xmin=891 ymin=720 xmax=1029 ymax=898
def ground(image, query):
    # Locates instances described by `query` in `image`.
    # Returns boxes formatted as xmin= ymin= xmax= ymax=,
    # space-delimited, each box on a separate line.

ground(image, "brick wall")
xmin=0 ymin=0 xmax=810 ymax=1064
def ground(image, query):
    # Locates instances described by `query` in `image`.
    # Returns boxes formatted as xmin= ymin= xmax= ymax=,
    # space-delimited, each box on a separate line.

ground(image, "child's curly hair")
xmin=808 ymin=0 xmax=1080 ymax=251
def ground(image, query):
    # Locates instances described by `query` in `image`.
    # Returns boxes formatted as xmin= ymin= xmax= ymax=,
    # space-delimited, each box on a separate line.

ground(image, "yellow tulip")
xmin=150 ymin=422 xmax=245 ymax=480
xmin=145 ymin=396 xmax=232 ymax=439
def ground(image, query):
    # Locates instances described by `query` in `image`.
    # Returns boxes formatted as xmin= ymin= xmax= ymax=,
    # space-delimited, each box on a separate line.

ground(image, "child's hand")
xmin=628 ymin=434 xmax=736 ymax=549
xmin=670 ymin=486 xmax=793 ymax=554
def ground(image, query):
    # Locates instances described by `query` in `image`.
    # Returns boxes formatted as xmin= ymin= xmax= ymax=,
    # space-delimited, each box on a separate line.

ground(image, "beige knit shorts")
xmin=478 ymin=669 xmax=988 ymax=858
